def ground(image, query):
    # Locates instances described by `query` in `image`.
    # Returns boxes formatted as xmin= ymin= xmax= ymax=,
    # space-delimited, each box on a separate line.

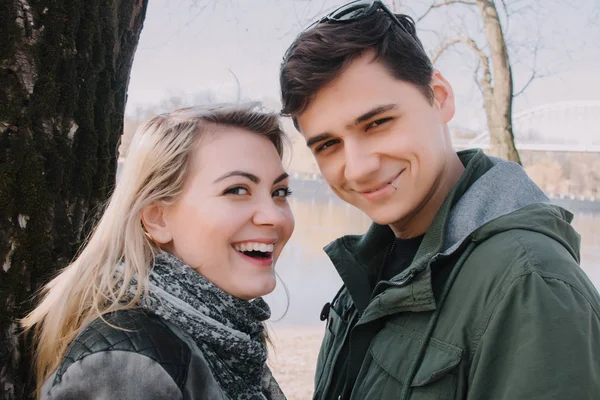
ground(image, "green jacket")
xmin=314 ymin=149 xmax=600 ymax=400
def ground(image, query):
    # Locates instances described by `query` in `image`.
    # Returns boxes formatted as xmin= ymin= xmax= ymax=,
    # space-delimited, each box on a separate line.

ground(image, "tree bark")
xmin=0 ymin=0 xmax=148 ymax=398
xmin=476 ymin=0 xmax=522 ymax=163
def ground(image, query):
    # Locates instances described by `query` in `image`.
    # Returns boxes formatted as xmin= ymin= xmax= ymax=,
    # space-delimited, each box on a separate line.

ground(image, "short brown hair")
xmin=280 ymin=11 xmax=433 ymax=126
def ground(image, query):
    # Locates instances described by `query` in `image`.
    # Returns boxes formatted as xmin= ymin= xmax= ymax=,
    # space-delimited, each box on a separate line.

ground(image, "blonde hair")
xmin=21 ymin=102 xmax=286 ymax=396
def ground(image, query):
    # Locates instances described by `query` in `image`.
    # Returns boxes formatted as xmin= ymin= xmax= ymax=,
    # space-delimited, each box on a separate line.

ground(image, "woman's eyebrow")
xmin=273 ymin=172 xmax=289 ymax=185
xmin=213 ymin=171 xmax=289 ymax=185
xmin=213 ymin=170 xmax=259 ymax=184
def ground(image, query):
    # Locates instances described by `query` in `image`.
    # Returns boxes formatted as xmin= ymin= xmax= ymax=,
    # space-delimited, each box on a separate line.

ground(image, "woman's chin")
xmin=231 ymin=275 xmax=277 ymax=300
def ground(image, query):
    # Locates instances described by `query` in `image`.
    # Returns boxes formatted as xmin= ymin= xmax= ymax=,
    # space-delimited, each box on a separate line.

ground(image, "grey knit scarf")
xmin=127 ymin=252 xmax=285 ymax=400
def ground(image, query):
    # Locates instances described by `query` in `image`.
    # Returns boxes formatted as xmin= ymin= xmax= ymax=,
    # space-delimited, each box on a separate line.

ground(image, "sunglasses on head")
xmin=305 ymin=0 xmax=412 ymax=36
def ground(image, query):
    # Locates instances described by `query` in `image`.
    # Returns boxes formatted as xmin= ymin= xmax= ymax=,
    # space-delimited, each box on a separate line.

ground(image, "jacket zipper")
xmin=338 ymin=241 xmax=418 ymax=400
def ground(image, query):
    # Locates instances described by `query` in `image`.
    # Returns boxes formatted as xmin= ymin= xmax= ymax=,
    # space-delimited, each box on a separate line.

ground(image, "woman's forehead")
xmin=190 ymin=128 xmax=286 ymax=181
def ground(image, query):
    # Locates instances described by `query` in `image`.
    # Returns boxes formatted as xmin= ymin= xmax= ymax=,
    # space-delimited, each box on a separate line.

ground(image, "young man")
xmin=279 ymin=1 xmax=600 ymax=399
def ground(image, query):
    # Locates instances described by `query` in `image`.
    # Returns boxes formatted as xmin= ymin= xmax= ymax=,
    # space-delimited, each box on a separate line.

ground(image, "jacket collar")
xmin=324 ymin=149 xmax=494 ymax=315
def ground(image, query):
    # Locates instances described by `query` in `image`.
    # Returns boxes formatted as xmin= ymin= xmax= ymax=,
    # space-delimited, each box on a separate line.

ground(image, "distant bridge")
xmin=288 ymin=174 xmax=600 ymax=210
xmin=454 ymin=101 xmax=600 ymax=153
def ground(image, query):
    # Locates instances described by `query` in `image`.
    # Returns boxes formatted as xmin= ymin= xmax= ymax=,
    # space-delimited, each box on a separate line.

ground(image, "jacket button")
xmin=320 ymin=302 xmax=331 ymax=321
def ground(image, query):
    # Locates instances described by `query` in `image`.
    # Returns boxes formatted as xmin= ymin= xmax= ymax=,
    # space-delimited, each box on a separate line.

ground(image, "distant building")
xmin=453 ymin=101 xmax=600 ymax=199
xmin=118 ymin=101 xmax=599 ymax=198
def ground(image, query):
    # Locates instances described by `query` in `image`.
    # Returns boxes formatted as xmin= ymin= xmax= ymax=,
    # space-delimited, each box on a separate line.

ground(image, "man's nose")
xmin=343 ymin=140 xmax=380 ymax=184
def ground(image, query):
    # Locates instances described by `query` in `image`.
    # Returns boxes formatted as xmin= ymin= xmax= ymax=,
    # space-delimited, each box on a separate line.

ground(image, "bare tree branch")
xmin=513 ymin=34 xmax=542 ymax=97
xmin=473 ymin=62 xmax=484 ymax=96
xmin=431 ymin=38 xmax=459 ymax=64
xmin=431 ymin=36 xmax=493 ymax=99
xmin=497 ymin=0 xmax=511 ymax=32
xmin=431 ymin=36 xmax=488 ymax=70
xmin=146 ymin=0 xmax=219 ymax=49
xmin=500 ymin=0 xmax=509 ymax=16
xmin=513 ymin=70 xmax=535 ymax=97
xmin=417 ymin=0 xmax=477 ymax=22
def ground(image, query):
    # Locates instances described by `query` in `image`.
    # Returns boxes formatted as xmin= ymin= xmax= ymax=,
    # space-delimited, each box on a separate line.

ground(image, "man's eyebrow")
xmin=305 ymin=104 xmax=398 ymax=148
xmin=213 ymin=171 xmax=259 ymax=184
xmin=273 ymin=172 xmax=289 ymax=185
xmin=306 ymin=133 xmax=333 ymax=149
xmin=354 ymin=104 xmax=397 ymax=126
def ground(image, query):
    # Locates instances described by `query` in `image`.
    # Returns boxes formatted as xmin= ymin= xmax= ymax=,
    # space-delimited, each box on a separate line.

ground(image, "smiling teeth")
xmin=234 ymin=242 xmax=274 ymax=253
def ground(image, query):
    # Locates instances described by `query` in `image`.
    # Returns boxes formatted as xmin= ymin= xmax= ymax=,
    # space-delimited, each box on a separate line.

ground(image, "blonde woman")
xmin=22 ymin=102 xmax=295 ymax=400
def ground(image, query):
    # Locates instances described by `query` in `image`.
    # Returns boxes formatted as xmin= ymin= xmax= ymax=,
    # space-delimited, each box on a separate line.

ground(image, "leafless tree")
xmin=394 ymin=0 xmax=600 ymax=166
xmin=411 ymin=0 xmax=523 ymax=163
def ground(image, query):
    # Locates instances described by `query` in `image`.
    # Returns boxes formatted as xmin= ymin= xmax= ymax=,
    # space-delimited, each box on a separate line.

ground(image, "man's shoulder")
xmin=465 ymin=226 xmax=599 ymax=307
xmin=471 ymin=226 xmax=577 ymax=273
xmin=53 ymin=309 xmax=191 ymax=390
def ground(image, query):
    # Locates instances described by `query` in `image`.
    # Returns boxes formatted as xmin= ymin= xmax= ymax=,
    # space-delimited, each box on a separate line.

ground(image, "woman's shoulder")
xmin=64 ymin=309 xmax=190 ymax=381
xmin=44 ymin=309 xmax=191 ymax=399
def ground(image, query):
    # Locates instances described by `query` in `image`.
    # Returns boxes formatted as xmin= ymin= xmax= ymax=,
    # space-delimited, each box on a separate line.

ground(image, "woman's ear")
xmin=141 ymin=202 xmax=173 ymax=245
xmin=430 ymin=70 xmax=455 ymax=124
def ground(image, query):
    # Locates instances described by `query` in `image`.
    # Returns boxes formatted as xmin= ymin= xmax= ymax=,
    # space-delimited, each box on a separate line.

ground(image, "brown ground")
xmin=268 ymin=325 xmax=325 ymax=400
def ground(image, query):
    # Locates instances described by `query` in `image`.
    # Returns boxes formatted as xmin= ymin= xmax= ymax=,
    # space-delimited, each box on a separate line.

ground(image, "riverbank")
xmin=268 ymin=325 xmax=325 ymax=400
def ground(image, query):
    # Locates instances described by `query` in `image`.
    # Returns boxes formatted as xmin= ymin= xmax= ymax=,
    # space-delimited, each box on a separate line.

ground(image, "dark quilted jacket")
xmin=41 ymin=309 xmax=227 ymax=399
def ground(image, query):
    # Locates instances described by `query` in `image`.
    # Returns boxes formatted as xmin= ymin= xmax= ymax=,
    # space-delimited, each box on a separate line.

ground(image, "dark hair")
xmin=280 ymin=11 xmax=434 ymax=126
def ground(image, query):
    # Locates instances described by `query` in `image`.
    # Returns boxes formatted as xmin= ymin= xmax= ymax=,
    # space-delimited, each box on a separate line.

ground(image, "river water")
xmin=265 ymin=181 xmax=600 ymax=326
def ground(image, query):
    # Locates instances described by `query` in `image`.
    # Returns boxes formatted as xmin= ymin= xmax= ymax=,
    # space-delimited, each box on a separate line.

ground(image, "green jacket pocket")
xmin=358 ymin=323 xmax=462 ymax=399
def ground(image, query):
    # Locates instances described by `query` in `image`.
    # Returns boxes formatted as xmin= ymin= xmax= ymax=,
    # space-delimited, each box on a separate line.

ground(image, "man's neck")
xmin=390 ymin=152 xmax=465 ymax=239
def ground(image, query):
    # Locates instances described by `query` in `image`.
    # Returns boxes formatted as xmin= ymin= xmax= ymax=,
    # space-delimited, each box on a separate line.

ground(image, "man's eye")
xmin=367 ymin=118 xmax=392 ymax=130
xmin=315 ymin=139 xmax=339 ymax=153
xmin=224 ymin=186 xmax=249 ymax=196
xmin=273 ymin=187 xmax=293 ymax=198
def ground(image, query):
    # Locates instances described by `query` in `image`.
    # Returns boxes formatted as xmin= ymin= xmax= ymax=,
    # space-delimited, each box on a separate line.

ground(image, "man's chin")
xmin=364 ymin=209 xmax=407 ymax=227
xmin=343 ymin=196 xmax=408 ymax=225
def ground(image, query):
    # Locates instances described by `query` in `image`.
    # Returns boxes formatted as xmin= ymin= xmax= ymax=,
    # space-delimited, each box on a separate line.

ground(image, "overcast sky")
xmin=126 ymin=0 xmax=600 ymax=130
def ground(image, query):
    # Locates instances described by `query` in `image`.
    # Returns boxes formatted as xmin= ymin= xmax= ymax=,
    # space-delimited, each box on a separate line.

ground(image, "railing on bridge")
xmin=455 ymin=101 xmax=600 ymax=153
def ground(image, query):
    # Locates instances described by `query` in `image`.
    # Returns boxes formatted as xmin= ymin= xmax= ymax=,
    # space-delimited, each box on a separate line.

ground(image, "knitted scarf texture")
xmin=128 ymin=252 xmax=285 ymax=400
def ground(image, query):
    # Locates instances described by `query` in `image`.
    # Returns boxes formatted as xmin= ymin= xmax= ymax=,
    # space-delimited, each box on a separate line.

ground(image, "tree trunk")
xmin=0 ymin=1 xmax=148 ymax=398
xmin=476 ymin=0 xmax=522 ymax=164
xmin=487 ymin=114 xmax=522 ymax=162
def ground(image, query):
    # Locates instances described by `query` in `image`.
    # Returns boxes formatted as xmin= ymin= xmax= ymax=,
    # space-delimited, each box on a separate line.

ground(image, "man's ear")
xmin=430 ymin=70 xmax=455 ymax=124
xmin=141 ymin=202 xmax=173 ymax=245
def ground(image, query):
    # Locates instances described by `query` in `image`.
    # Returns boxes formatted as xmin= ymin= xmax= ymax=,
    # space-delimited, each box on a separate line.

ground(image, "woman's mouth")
xmin=232 ymin=241 xmax=275 ymax=265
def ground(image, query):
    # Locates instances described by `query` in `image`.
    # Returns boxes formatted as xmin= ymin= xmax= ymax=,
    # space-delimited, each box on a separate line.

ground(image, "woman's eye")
xmin=367 ymin=118 xmax=392 ymax=130
xmin=316 ymin=139 xmax=339 ymax=153
xmin=273 ymin=187 xmax=293 ymax=198
xmin=224 ymin=186 xmax=249 ymax=196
